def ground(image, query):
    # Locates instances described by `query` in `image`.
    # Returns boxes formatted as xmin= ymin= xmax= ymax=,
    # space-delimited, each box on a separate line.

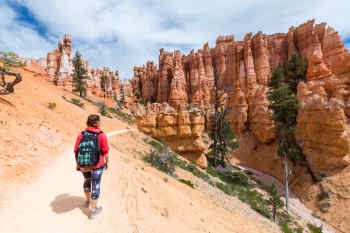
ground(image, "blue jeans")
xmin=81 ymin=165 xmax=104 ymax=200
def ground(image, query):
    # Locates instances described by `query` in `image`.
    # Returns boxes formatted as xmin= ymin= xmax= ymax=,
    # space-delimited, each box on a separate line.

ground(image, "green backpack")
xmin=75 ymin=131 xmax=102 ymax=167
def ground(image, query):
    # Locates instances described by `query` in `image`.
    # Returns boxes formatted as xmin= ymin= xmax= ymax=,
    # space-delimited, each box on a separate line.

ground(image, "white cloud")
xmin=1 ymin=0 xmax=350 ymax=79
xmin=0 ymin=3 xmax=56 ymax=59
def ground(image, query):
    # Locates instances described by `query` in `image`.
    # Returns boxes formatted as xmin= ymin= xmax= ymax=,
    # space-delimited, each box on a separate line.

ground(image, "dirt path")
xmin=0 ymin=129 xmax=135 ymax=233
xmin=0 ymin=129 xmax=276 ymax=233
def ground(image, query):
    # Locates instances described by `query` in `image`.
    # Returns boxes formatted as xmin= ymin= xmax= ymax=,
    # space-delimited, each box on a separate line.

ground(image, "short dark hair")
xmin=87 ymin=114 xmax=100 ymax=127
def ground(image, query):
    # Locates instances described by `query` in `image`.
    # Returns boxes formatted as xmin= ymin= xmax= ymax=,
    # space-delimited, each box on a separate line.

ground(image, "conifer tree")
xmin=119 ymin=84 xmax=125 ymax=108
xmin=209 ymin=68 xmax=238 ymax=167
xmin=72 ymin=51 xmax=87 ymax=97
xmin=267 ymin=53 xmax=308 ymax=214
xmin=267 ymin=183 xmax=284 ymax=222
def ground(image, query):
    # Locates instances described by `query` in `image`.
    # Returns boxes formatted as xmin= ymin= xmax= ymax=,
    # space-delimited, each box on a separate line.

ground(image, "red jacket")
xmin=74 ymin=127 xmax=109 ymax=170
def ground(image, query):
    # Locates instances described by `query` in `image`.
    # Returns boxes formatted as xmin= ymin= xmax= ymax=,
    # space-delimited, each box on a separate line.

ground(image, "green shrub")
xmin=215 ymin=167 xmax=250 ymax=187
xmin=215 ymin=182 xmax=232 ymax=195
xmin=267 ymin=183 xmax=284 ymax=222
xmin=208 ymin=180 xmax=215 ymax=187
xmin=277 ymin=211 xmax=291 ymax=222
xmin=186 ymin=162 xmax=210 ymax=181
xmin=279 ymin=220 xmax=294 ymax=233
xmin=81 ymin=96 xmax=100 ymax=107
xmin=96 ymin=102 xmax=111 ymax=118
xmin=206 ymin=164 xmax=219 ymax=177
xmin=48 ymin=102 xmax=56 ymax=110
xmin=108 ymin=108 xmax=135 ymax=123
xmin=142 ymin=150 xmax=175 ymax=175
xmin=172 ymin=156 xmax=188 ymax=170
xmin=230 ymin=164 xmax=242 ymax=171
xmin=148 ymin=140 xmax=166 ymax=152
xmin=178 ymin=179 xmax=195 ymax=188
xmin=250 ymin=199 xmax=271 ymax=219
xmin=143 ymin=137 xmax=277 ymax=221
xmin=307 ymin=223 xmax=323 ymax=233
xmin=71 ymin=98 xmax=84 ymax=108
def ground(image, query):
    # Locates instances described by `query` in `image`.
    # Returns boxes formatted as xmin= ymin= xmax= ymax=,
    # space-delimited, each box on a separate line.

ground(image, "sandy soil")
xmin=0 ymin=67 xmax=126 ymax=204
xmin=0 ymin=129 xmax=276 ymax=233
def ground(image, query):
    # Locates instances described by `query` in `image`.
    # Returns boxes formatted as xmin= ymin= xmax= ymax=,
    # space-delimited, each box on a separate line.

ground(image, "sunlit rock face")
xmin=131 ymin=19 xmax=350 ymax=171
xmin=46 ymin=34 xmax=124 ymax=105
xmin=133 ymin=103 xmax=207 ymax=169
xmin=46 ymin=34 xmax=75 ymax=89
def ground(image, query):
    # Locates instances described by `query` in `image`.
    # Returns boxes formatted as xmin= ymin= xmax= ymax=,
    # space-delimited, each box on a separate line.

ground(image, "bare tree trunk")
xmin=0 ymin=67 xmax=22 ymax=95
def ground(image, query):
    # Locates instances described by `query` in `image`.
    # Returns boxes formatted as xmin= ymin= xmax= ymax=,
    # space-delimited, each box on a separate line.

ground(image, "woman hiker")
xmin=74 ymin=114 xmax=109 ymax=219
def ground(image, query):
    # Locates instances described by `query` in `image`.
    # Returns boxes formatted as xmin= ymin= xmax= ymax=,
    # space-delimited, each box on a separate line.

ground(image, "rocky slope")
xmin=130 ymin=19 xmax=350 ymax=232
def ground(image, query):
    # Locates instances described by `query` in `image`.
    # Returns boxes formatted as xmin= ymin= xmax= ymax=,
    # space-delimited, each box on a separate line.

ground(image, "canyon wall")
xmin=133 ymin=103 xmax=207 ymax=169
xmin=131 ymin=19 xmax=350 ymax=172
xmin=131 ymin=20 xmax=350 ymax=232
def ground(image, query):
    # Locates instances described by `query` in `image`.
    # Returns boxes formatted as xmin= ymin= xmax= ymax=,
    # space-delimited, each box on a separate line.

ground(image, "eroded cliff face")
xmin=131 ymin=19 xmax=350 ymax=170
xmin=133 ymin=103 xmax=207 ymax=169
xmin=131 ymin=19 xmax=350 ymax=232
xmin=45 ymin=35 xmax=128 ymax=108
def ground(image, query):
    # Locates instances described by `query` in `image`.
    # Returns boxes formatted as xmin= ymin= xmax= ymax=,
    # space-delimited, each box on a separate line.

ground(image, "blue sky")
xmin=1 ymin=0 xmax=349 ymax=80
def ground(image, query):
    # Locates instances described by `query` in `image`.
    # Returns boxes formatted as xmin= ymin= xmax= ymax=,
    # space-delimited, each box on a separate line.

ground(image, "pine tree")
xmin=267 ymin=53 xmax=308 ymax=215
xmin=72 ymin=51 xmax=88 ymax=97
xmin=267 ymin=54 xmax=307 ymax=164
xmin=119 ymin=84 xmax=125 ymax=109
xmin=284 ymin=53 xmax=308 ymax=94
xmin=209 ymin=68 xmax=238 ymax=167
xmin=267 ymin=183 xmax=284 ymax=222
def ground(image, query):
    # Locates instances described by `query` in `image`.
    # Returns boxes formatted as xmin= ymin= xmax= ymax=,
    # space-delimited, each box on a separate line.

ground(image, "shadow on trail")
xmin=50 ymin=193 xmax=90 ymax=217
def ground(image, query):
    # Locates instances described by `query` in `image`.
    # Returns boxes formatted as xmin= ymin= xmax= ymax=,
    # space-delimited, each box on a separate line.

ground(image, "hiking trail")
xmin=0 ymin=128 xmax=277 ymax=233
xmin=0 ymin=129 xmax=138 ymax=233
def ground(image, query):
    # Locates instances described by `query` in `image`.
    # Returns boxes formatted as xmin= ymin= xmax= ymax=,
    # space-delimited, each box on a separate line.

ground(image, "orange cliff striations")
xmin=131 ymin=19 xmax=350 ymax=171
xmin=133 ymin=103 xmax=207 ymax=169
xmin=130 ymin=19 xmax=350 ymax=232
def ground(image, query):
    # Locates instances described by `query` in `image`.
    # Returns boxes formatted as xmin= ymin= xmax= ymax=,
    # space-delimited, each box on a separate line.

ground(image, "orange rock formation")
xmin=131 ymin=20 xmax=350 ymax=232
xmin=133 ymin=103 xmax=207 ymax=168
xmin=131 ymin=19 xmax=350 ymax=170
xmin=44 ymin=34 xmax=127 ymax=108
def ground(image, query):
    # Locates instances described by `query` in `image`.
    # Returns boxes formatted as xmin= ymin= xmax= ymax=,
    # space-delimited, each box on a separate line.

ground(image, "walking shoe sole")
xmin=90 ymin=206 xmax=103 ymax=219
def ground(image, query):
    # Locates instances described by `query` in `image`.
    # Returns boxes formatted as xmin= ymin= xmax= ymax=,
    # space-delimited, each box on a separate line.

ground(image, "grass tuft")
xmin=48 ymin=102 xmax=56 ymax=110
xmin=307 ymin=223 xmax=323 ymax=233
xmin=178 ymin=179 xmax=195 ymax=188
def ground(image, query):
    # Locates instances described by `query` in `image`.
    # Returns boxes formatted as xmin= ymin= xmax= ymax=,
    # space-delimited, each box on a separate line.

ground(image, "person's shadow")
xmin=50 ymin=193 xmax=90 ymax=217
